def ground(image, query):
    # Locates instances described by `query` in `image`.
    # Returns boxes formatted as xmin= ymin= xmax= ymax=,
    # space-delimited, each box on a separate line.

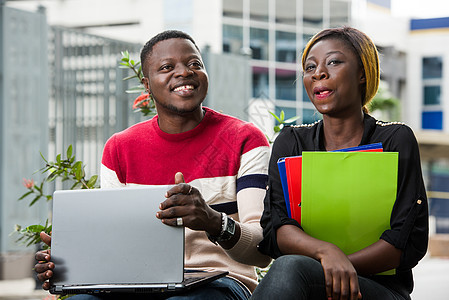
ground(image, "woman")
xmin=252 ymin=27 xmax=428 ymax=300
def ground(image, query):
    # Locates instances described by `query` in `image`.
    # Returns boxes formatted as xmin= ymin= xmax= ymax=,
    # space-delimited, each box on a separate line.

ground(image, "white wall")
xmin=6 ymin=0 xmax=223 ymax=51
xmin=406 ymin=30 xmax=449 ymax=133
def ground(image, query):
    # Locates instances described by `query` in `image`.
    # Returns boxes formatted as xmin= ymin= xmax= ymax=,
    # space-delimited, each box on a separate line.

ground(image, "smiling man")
xmin=35 ymin=30 xmax=271 ymax=299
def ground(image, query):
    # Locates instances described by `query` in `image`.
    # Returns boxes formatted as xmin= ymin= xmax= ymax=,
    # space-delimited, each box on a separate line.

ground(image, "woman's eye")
xmin=305 ymin=65 xmax=315 ymax=71
xmin=328 ymin=59 xmax=341 ymax=65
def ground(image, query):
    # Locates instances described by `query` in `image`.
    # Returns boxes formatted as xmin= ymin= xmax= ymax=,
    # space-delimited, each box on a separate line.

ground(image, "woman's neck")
xmin=322 ymin=110 xmax=364 ymax=151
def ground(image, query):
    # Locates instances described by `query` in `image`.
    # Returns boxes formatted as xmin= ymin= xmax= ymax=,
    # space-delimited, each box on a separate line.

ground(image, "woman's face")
xmin=303 ymin=38 xmax=365 ymax=118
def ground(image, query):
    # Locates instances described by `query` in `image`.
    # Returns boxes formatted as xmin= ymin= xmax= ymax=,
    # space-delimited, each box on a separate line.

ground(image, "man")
xmin=35 ymin=30 xmax=271 ymax=299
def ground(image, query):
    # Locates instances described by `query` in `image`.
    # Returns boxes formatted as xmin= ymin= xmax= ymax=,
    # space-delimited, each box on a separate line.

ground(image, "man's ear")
xmin=142 ymin=77 xmax=151 ymax=93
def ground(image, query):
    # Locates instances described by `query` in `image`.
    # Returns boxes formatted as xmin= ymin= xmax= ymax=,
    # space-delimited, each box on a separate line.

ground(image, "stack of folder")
xmin=277 ymin=143 xmax=398 ymax=267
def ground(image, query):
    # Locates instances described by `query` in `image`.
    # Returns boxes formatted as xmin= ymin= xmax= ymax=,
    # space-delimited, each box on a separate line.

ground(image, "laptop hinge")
xmin=167 ymin=283 xmax=177 ymax=290
xmin=54 ymin=286 xmax=63 ymax=293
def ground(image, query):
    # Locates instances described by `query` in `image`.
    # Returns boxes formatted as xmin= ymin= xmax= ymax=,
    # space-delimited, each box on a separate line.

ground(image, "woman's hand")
xmin=277 ymin=225 xmax=362 ymax=300
xmin=34 ymin=232 xmax=54 ymax=290
xmin=156 ymin=172 xmax=222 ymax=235
xmin=318 ymin=243 xmax=362 ymax=300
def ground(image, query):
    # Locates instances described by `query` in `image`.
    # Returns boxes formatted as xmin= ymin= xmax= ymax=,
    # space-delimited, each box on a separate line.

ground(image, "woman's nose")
xmin=312 ymin=65 xmax=328 ymax=81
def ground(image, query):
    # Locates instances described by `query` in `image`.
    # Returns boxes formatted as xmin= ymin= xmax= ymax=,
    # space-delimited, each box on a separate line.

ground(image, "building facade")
xmin=3 ymin=0 xmax=449 ymax=277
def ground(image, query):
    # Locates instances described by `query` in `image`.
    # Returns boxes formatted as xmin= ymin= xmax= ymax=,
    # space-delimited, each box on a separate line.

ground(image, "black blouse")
xmin=259 ymin=114 xmax=429 ymax=293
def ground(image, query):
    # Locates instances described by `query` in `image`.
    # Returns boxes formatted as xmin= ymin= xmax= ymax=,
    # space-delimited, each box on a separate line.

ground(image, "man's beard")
xmin=152 ymin=94 xmax=202 ymax=115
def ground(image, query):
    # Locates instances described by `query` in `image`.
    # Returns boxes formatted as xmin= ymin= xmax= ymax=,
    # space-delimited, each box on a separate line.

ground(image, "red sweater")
xmin=101 ymin=107 xmax=271 ymax=291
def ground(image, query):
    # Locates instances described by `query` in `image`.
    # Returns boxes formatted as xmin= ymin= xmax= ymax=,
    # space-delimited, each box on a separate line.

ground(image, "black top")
xmin=259 ymin=114 xmax=429 ymax=293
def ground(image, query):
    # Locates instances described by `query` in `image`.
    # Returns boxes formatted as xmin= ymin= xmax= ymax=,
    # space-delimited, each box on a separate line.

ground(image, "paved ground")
xmin=0 ymin=255 xmax=447 ymax=300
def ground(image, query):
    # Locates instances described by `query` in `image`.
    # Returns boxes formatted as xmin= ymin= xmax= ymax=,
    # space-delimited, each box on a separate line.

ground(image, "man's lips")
xmin=173 ymin=85 xmax=195 ymax=92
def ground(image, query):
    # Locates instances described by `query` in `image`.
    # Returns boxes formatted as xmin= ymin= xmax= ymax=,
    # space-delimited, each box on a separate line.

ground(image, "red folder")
xmin=282 ymin=143 xmax=383 ymax=224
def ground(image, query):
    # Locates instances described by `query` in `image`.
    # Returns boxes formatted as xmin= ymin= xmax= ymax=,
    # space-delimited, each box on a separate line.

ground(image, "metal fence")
xmin=48 ymin=26 xmax=144 ymax=179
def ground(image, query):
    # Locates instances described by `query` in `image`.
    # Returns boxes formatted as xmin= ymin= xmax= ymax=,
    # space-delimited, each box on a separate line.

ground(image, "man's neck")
xmin=157 ymin=107 xmax=205 ymax=134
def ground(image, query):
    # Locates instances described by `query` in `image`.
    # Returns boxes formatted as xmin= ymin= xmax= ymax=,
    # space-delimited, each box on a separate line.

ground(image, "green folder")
xmin=301 ymin=152 xmax=398 ymax=275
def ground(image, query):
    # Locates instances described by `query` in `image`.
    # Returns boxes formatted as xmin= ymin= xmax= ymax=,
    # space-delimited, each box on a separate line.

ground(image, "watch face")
xmin=227 ymin=217 xmax=236 ymax=235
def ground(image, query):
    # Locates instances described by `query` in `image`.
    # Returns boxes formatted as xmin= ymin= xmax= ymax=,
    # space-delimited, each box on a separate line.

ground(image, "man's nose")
xmin=174 ymin=64 xmax=193 ymax=77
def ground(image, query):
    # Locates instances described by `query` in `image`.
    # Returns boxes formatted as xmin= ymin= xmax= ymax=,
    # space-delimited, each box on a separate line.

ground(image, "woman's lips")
xmin=313 ymin=87 xmax=333 ymax=100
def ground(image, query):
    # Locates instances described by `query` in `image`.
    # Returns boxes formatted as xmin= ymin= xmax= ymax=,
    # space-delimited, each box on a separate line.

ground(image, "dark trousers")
xmin=251 ymin=255 xmax=410 ymax=300
xmin=67 ymin=276 xmax=250 ymax=300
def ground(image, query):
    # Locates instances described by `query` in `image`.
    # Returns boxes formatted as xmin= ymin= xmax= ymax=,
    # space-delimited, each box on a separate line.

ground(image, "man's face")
xmin=142 ymin=38 xmax=209 ymax=115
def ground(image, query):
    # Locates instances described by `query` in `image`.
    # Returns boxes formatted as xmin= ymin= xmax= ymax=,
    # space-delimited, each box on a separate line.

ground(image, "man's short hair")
xmin=140 ymin=30 xmax=200 ymax=76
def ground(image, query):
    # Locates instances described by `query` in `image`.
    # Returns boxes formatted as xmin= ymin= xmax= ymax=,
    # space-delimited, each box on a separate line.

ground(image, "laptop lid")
xmin=49 ymin=186 xmax=227 ymax=295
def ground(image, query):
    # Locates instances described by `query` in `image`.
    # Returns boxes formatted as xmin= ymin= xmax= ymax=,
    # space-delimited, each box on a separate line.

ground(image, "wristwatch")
xmin=207 ymin=213 xmax=236 ymax=245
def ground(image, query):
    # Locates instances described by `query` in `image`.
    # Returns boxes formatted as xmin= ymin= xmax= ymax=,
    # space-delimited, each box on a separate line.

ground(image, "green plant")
xmin=14 ymin=145 xmax=98 ymax=247
xmin=266 ymin=110 xmax=300 ymax=144
xmin=120 ymin=50 xmax=156 ymax=117
xmin=368 ymin=81 xmax=401 ymax=121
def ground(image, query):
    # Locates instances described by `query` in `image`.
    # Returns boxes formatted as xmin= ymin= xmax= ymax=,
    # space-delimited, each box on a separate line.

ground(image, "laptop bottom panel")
xmin=51 ymin=271 xmax=228 ymax=295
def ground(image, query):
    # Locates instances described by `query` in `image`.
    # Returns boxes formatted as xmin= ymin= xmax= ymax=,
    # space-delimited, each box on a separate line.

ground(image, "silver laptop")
xmin=49 ymin=186 xmax=227 ymax=295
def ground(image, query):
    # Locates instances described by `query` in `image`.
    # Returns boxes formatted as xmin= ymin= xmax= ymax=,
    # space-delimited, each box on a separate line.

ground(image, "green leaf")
xmin=123 ymin=74 xmax=138 ymax=81
xmin=67 ymin=145 xmax=73 ymax=159
xmin=126 ymin=86 xmax=146 ymax=93
xmin=26 ymin=224 xmax=45 ymax=232
xmin=74 ymin=163 xmax=83 ymax=181
xmin=29 ymin=196 xmax=42 ymax=207
xmin=274 ymin=125 xmax=281 ymax=133
xmin=40 ymin=152 xmax=48 ymax=163
xmin=280 ymin=110 xmax=285 ymax=122
xmin=71 ymin=181 xmax=82 ymax=190
xmin=47 ymin=171 xmax=59 ymax=182
xmin=284 ymin=116 xmax=300 ymax=124
xmin=87 ymin=175 xmax=98 ymax=188
xmin=120 ymin=50 xmax=128 ymax=58
xmin=18 ymin=191 xmax=33 ymax=201
xmin=268 ymin=111 xmax=282 ymax=123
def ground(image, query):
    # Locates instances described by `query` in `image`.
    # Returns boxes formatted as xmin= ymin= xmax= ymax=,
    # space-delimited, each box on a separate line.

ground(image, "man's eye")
xmin=190 ymin=61 xmax=202 ymax=68
xmin=160 ymin=65 xmax=172 ymax=71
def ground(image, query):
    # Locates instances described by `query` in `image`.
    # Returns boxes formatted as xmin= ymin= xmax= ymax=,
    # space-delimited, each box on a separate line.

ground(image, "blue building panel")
xmin=411 ymin=17 xmax=449 ymax=31
xmin=422 ymin=111 xmax=443 ymax=130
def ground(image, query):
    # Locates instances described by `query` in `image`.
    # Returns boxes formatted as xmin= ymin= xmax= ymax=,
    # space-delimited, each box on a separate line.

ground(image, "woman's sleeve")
xmin=380 ymin=125 xmax=429 ymax=270
xmin=258 ymin=128 xmax=302 ymax=258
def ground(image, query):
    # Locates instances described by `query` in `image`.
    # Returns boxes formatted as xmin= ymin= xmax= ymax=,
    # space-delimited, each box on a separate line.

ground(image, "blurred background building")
xmin=1 ymin=0 xmax=449 ymax=279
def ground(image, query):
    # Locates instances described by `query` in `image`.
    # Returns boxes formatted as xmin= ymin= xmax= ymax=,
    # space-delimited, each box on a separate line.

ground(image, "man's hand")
xmin=34 ymin=232 xmax=54 ymax=290
xmin=156 ymin=172 xmax=222 ymax=236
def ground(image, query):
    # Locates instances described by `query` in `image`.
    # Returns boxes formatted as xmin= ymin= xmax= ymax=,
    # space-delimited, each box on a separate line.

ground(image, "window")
xmin=276 ymin=31 xmax=296 ymax=63
xmin=223 ymin=25 xmax=243 ymax=55
xmin=424 ymin=86 xmax=441 ymax=105
xmin=250 ymin=28 xmax=269 ymax=60
xmin=422 ymin=56 xmax=443 ymax=130
xmin=253 ymin=67 xmax=269 ymax=98
xmin=276 ymin=68 xmax=297 ymax=101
